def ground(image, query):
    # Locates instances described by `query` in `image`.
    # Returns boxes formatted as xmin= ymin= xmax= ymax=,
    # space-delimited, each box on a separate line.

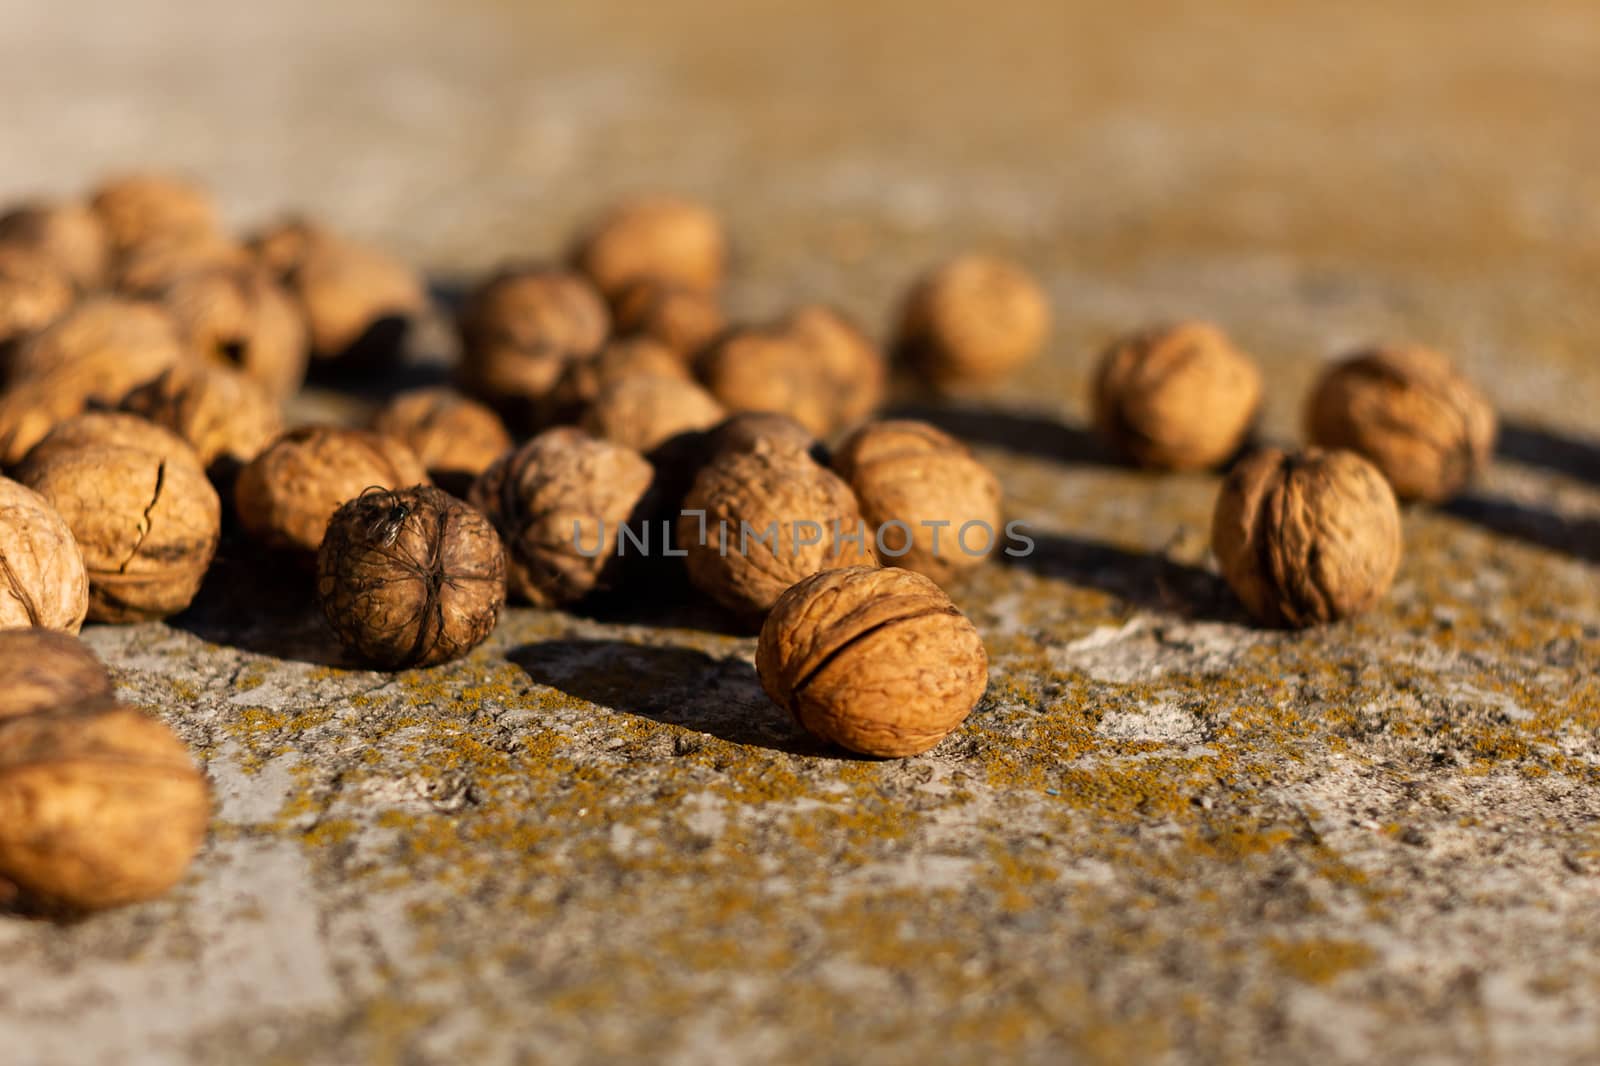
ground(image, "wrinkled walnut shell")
xmin=678 ymin=440 xmax=877 ymax=620
xmin=0 ymin=476 xmax=89 ymax=634
xmin=581 ymin=372 xmax=725 ymax=455
xmin=543 ymin=337 xmax=690 ymax=426
xmin=572 ymin=195 xmax=727 ymax=299
xmin=0 ymin=700 xmax=209 ymax=912
xmin=0 ymin=246 xmax=74 ymax=352
xmin=1305 ymin=345 xmax=1497 ymax=503
xmin=371 ymin=387 xmax=512 ymax=493
xmin=470 ymin=429 xmax=656 ymax=607
xmin=757 ymin=566 xmax=988 ymax=757
xmin=610 ymin=279 xmax=726 ymax=357
xmin=833 ymin=420 xmax=1002 ymax=585
xmin=0 ymin=201 xmax=111 ymax=291
xmin=1212 ymin=447 xmax=1402 ymax=628
xmin=1092 ymin=321 xmax=1263 ymax=471
xmin=0 ymin=629 xmax=112 ymax=721
xmin=119 ymin=363 xmax=283 ymax=470
xmin=317 ymin=486 xmax=507 ymax=669
xmin=161 ymin=264 xmax=308 ymax=400
xmin=894 ymin=254 xmax=1050 ymax=391
xmin=16 ymin=413 xmax=221 ymax=623
xmin=235 ymin=427 xmax=429 ymax=557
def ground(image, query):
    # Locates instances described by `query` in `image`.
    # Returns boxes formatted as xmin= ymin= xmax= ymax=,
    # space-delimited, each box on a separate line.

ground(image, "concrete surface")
xmin=1 ymin=1 xmax=1598 ymax=1063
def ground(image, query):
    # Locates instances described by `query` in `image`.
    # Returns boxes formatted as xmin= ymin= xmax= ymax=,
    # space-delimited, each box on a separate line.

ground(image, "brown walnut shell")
xmin=0 ymin=201 xmax=111 ymax=291
xmin=894 ymin=253 xmax=1050 ymax=391
xmin=1305 ymin=345 xmax=1497 ymax=503
xmin=543 ymin=337 xmax=690 ymax=426
xmin=0 ymin=246 xmax=74 ymax=352
xmin=161 ymin=264 xmax=308 ymax=400
xmin=779 ymin=305 xmax=886 ymax=430
xmin=678 ymin=439 xmax=877 ymax=620
xmin=580 ymin=372 xmax=725 ymax=455
xmin=90 ymin=173 xmax=219 ymax=256
xmin=114 ymin=232 xmax=250 ymax=297
xmin=757 ymin=566 xmax=988 ymax=758
xmin=16 ymin=414 xmax=221 ymax=623
xmin=833 ymin=421 xmax=1003 ymax=585
xmin=572 ymin=195 xmax=727 ymax=299
xmin=469 ymin=429 xmax=656 ymax=607
xmin=0 ymin=629 xmax=113 ymax=721
xmin=0 ymin=701 xmax=209 ymax=912
xmin=119 ymin=363 xmax=283 ymax=469
xmin=317 ymin=486 xmax=507 ymax=669
xmin=0 ymin=476 xmax=90 ymax=633
xmin=705 ymin=411 xmax=825 ymax=463
xmin=371 ymin=387 xmax=512 ymax=493
xmin=610 ymin=279 xmax=726 ymax=357
xmin=1091 ymin=321 xmax=1263 ymax=471
xmin=235 ymin=427 xmax=428 ymax=557
xmin=1211 ymin=447 xmax=1402 ymax=628
xmin=694 ymin=326 xmax=834 ymax=438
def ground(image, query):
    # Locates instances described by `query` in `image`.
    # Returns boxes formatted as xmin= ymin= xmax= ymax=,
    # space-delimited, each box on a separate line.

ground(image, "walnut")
xmin=694 ymin=326 xmax=832 ymax=438
xmin=1091 ymin=321 xmax=1263 ymax=471
xmin=705 ymin=411 xmax=825 ymax=463
xmin=371 ymin=387 xmax=512 ymax=494
xmin=160 ymin=265 xmax=308 ymax=399
xmin=16 ymin=413 xmax=221 ymax=623
xmin=756 ymin=566 xmax=988 ymax=757
xmin=0 ymin=245 xmax=74 ymax=353
xmin=235 ymin=427 xmax=428 ymax=557
xmin=1211 ymin=447 xmax=1402 ymax=628
xmin=0 ymin=297 xmax=188 ymax=465
xmin=543 ymin=337 xmax=689 ymax=426
xmin=894 ymin=253 xmax=1051 ymax=391
xmin=251 ymin=221 xmax=426 ymax=366
xmin=572 ymin=195 xmax=727 ymax=299
xmin=581 ymin=372 xmax=725 ymax=455
xmin=678 ymin=439 xmax=877 ymax=620
xmin=610 ymin=279 xmax=725 ymax=356
xmin=0 ymin=200 xmax=111 ymax=291
xmin=0 ymin=476 xmax=89 ymax=634
xmin=1305 ymin=345 xmax=1496 ymax=503
xmin=317 ymin=486 xmax=506 ymax=669
xmin=90 ymin=173 xmax=219 ymax=256
xmin=470 ymin=429 xmax=655 ymax=606
xmin=0 ymin=700 xmax=209 ymax=913
xmin=457 ymin=265 xmax=610 ymax=426
xmin=0 ymin=629 xmax=112 ymax=721
xmin=119 ymin=363 xmax=283 ymax=470
xmin=780 ymin=305 xmax=886 ymax=429
xmin=832 ymin=420 xmax=1002 ymax=585
xmin=114 ymin=232 xmax=249 ymax=297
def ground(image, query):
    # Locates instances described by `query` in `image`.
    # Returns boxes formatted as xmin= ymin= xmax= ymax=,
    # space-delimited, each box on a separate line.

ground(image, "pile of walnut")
xmin=0 ymin=173 xmax=1498 ymax=911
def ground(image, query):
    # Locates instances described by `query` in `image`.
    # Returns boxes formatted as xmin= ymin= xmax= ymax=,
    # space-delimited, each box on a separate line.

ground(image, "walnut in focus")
xmin=371 ymin=388 xmax=512 ymax=494
xmin=16 ymin=413 xmax=221 ymax=623
xmin=894 ymin=253 xmax=1050 ymax=391
xmin=757 ymin=566 xmax=988 ymax=757
xmin=1091 ymin=321 xmax=1263 ymax=471
xmin=317 ymin=486 xmax=507 ymax=669
xmin=1305 ymin=345 xmax=1497 ymax=503
xmin=251 ymin=221 xmax=426 ymax=367
xmin=678 ymin=438 xmax=876 ymax=620
xmin=0 ymin=246 xmax=74 ymax=353
xmin=572 ymin=195 xmax=727 ymax=300
xmin=0 ymin=476 xmax=89 ymax=634
xmin=832 ymin=420 xmax=1002 ymax=585
xmin=470 ymin=429 xmax=655 ymax=607
xmin=457 ymin=265 xmax=610 ymax=426
xmin=0 ymin=201 xmax=110 ymax=291
xmin=161 ymin=265 xmax=308 ymax=399
xmin=610 ymin=279 xmax=725 ymax=357
xmin=90 ymin=173 xmax=219 ymax=257
xmin=1211 ymin=447 xmax=1402 ymax=627
xmin=235 ymin=427 xmax=428 ymax=557
xmin=0 ymin=629 xmax=112 ymax=721
xmin=119 ymin=363 xmax=283 ymax=470
xmin=0 ymin=701 xmax=209 ymax=913
xmin=581 ymin=372 xmax=725 ymax=455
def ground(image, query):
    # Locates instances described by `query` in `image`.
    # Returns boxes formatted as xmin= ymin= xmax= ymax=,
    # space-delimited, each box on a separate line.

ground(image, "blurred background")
xmin=2 ymin=0 xmax=1596 ymax=435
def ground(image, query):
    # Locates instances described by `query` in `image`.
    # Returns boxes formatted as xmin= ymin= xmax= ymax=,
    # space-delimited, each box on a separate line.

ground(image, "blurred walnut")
xmin=0 ymin=476 xmax=89 ymax=634
xmin=0 ymin=701 xmax=209 ymax=913
xmin=780 ymin=305 xmax=886 ymax=429
xmin=157 ymin=264 xmax=307 ymax=399
xmin=581 ymin=372 xmax=725 ymax=455
xmin=90 ymin=173 xmax=219 ymax=257
xmin=371 ymin=388 xmax=512 ymax=494
xmin=317 ymin=486 xmax=506 ymax=669
xmin=833 ymin=420 xmax=1002 ymax=585
xmin=894 ymin=253 xmax=1050 ymax=391
xmin=1306 ymin=345 xmax=1496 ymax=503
xmin=543 ymin=337 xmax=688 ymax=425
xmin=705 ymin=411 xmax=825 ymax=463
xmin=119 ymin=363 xmax=282 ymax=470
xmin=235 ymin=427 xmax=428 ymax=557
xmin=610 ymin=279 xmax=725 ymax=356
xmin=757 ymin=566 xmax=988 ymax=757
xmin=1212 ymin=447 xmax=1402 ymax=628
xmin=0 ymin=629 xmax=111 ymax=721
xmin=114 ymin=232 xmax=249 ymax=297
xmin=678 ymin=438 xmax=876 ymax=620
xmin=572 ymin=195 xmax=727 ymax=300
xmin=457 ymin=265 xmax=610 ymax=426
xmin=695 ymin=325 xmax=832 ymax=438
xmin=0 ymin=246 xmax=74 ymax=353
xmin=0 ymin=200 xmax=110 ymax=291
xmin=1091 ymin=321 xmax=1263 ymax=471
xmin=471 ymin=429 xmax=655 ymax=607
xmin=16 ymin=414 xmax=220 ymax=623
xmin=251 ymin=221 xmax=426 ymax=366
